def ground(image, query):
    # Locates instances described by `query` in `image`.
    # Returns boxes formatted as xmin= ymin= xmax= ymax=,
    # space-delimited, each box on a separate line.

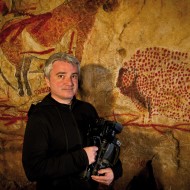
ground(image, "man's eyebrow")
xmin=56 ymin=72 xmax=79 ymax=75
xmin=56 ymin=72 xmax=66 ymax=75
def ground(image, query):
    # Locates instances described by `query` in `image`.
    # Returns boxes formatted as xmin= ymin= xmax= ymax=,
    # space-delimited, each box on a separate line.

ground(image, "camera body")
xmin=82 ymin=118 xmax=123 ymax=180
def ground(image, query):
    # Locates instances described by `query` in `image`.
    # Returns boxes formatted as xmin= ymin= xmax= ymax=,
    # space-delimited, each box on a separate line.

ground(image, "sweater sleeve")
xmin=112 ymin=159 xmax=123 ymax=180
xmin=22 ymin=112 xmax=89 ymax=182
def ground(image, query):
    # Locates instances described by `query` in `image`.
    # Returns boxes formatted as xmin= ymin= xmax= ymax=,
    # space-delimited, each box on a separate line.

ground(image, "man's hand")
xmin=83 ymin=146 xmax=98 ymax=165
xmin=91 ymin=168 xmax=114 ymax=186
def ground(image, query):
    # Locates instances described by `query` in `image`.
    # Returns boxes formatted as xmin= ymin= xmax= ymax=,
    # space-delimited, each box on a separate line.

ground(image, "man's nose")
xmin=65 ymin=76 xmax=73 ymax=85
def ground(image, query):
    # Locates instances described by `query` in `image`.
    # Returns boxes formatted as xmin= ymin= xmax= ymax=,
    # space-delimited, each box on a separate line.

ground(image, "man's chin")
xmin=62 ymin=93 xmax=75 ymax=99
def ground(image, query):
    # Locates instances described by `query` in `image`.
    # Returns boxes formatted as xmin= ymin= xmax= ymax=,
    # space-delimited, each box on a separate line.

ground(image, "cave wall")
xmin=0 ymin=0 xmax=190 ymax=189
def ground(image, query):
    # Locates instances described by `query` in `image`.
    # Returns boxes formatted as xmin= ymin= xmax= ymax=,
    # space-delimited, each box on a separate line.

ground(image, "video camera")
xmin=82 ymin=117 xmax=123 ymax=180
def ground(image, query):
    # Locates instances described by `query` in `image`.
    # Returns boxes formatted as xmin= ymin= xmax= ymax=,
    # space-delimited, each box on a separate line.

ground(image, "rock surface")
xmin=0 ymin=0 xmax=190 ymax=189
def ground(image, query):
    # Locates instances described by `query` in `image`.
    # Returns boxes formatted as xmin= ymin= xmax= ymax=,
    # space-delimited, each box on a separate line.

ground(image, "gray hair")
xmin=44 ymin=52 xmax=80 ymax=79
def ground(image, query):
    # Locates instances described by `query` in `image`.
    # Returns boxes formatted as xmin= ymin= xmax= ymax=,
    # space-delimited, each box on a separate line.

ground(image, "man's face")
xmin=45 ymin=60 xmax=79 ymax=104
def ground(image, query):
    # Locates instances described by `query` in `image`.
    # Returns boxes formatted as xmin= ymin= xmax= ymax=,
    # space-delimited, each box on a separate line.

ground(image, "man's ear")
xmin=45 ymin=77 xmax=50 ymax=87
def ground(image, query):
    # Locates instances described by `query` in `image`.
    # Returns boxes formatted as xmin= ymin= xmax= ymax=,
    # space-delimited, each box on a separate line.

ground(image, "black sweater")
xmin=22 ymin=94 xmax=122 ymax=190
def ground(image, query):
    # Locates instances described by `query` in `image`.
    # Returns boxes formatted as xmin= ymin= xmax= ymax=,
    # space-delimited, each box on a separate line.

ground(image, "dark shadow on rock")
xmin=79 ymin=64 xmax=115 ymax=115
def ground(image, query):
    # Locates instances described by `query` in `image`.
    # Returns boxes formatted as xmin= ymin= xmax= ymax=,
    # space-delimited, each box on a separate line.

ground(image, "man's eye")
xmin=72 ymin=74 xmax=78 ymax=79
xmin=58 ymin=74 xmax=65 ymax=78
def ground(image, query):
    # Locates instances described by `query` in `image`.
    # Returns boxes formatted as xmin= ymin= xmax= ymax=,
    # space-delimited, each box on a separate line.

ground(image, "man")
xmin=22 ymin=52 xmax=122 ymax=190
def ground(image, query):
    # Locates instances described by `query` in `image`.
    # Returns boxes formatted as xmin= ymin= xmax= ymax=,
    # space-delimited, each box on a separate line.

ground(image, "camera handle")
xmin=92 ymin=138 xmax=121 ymax=175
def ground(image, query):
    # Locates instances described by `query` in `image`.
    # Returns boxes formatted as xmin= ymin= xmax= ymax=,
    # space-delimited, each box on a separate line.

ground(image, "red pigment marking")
xmin=20 ymin=48 xmax=55 ymax=55
xmin=117 ymin=47 xmax=190 ymax=122
xmin=0 ymin=111 xmax=27 ymax=126
xmin=104 ymin=112 xmax=190 ymax=134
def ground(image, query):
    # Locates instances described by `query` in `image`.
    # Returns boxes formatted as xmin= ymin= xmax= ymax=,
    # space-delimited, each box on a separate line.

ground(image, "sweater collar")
xmin=44 ymin=93 xmax=77 ymax=108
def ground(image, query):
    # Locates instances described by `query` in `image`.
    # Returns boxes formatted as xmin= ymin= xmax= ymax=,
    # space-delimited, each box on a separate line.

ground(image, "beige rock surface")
xmin=0 ymin=0 xmax=190 ymax=189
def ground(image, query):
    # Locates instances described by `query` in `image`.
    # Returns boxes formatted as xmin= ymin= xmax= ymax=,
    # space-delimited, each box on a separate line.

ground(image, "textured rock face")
xmin=116 ymin=47 xmax=190 ymax=122
xmin=0 ymin=0 xmax=190 ymax=189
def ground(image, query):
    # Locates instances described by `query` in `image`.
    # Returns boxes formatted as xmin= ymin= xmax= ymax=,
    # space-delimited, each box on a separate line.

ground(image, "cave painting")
xmin=117 ymin=47 xmax=190 ymax=123
xmin=0 ymin=0 xmax=117 ymax=96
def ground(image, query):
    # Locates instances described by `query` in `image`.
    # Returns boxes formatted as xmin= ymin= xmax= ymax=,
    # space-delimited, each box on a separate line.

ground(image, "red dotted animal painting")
xmin=117 ymin=47 xmax=190 ymax=122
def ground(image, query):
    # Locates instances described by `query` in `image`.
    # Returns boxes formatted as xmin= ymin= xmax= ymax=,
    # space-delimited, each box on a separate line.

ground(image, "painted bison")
xmin=117 ymin=47 xmax=190 ymax=122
